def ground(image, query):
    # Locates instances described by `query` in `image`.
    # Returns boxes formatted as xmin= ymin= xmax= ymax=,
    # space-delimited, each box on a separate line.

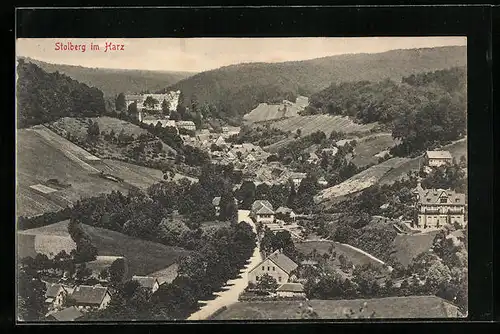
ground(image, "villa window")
xmin=440 ymin=198 xmax=447 ymax=203
xmin=278 ymin=277 xmax=282 ymax=282
xmin=262 ymin=266 xmax=264 ymax=271
xmin=268 ymin=266 xmax=270 ymax=271
xmin=273 ymin=266 xmax=275 ymax=271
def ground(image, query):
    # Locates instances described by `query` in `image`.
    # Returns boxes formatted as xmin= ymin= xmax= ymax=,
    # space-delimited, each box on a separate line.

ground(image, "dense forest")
xmin=167 ymin=46 xmax=466 ymax=123
xmin=305 ymin=67 xmax=467 ymax=156
xmin=17 ymin=59 xmax=106 ymax=128
xmin=21 ymin=57 xmax=193 ymax=97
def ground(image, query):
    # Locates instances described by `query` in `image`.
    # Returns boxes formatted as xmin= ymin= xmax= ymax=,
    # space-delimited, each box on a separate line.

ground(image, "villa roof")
xmin=418 ymin=188 xmax=466 ymax=205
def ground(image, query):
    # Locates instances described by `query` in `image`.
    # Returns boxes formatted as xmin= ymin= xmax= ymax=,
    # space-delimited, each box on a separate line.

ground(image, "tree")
xmin=115 ymin=93 xmax=126 ymax=112
xmin=237 ymin=181 xmax=256 ymax=210
xmin=255 ymin=274 xmax=278 ymax=292
xmin=161 ymin=99 xmax=170 ymax=114
xmin=296 ymin=173 xmax=319 ymax=213
xmin=17 ymin=264 xmax=46 ymax=321
xmin=87 ymin=120 xmax=100 ymax=140
xmin=128 ymin=101 xmax=138 ymax=116
xmin=144 ymin=96 xmax=159 ymax=110
xmin=296 ymin=128 xmax=302 ymax=138
xmin=109 ymin=258 xmax=127 ymax=284
xmin=75 ymin=263 xmax=92 ymax=281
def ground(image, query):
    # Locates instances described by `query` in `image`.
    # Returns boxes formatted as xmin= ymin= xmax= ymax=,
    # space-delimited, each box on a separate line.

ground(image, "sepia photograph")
xmin=16 ymin=36 xmax=468 ymax=322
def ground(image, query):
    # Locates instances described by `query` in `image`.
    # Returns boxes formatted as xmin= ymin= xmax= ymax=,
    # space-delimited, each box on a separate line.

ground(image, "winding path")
xmin=186 ymin=210 xmax=262 ymax=320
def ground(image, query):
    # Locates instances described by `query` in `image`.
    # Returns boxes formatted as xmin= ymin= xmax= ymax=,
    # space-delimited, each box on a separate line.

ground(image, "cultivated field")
xmin=378 ymin=138 xmax=467 ymax=185
xmin=50 ymin=116 xmax=150 ymax=140
xmin=314 ymin=157 xmax=410 ymax=206
xmin=243 ymin=96 xmax=308 ymax=123
xmin=17 ymin=220 xmax=191 ymax=279
xmin=351 ymin=133 xmax=400 ymax=167
xmin=16 ymin=127 xmax=174 ymax=217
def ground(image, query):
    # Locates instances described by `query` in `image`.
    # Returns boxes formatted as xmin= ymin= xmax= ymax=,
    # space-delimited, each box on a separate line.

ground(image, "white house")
xmin=70 ymin=285 xmax=112 ymax=311
xmin=425 ymin=150 xmax=453 ymax=167
xmin=132 ymin=276 xmax=161 ymax=294
xmin=176 ymin=121 xmax=197 ymax=132
xmin=250 ymin=200 xmax=275 ymax=224
xmin=248 ymin=250 xmax=298 ymax=285
xmin=290 ymin=172 xmax=307 ymax=188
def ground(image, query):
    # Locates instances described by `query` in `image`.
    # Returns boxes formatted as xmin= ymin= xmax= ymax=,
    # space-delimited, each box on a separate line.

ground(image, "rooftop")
xmin=47 ymin=306 xmax=83 ymax=322
xmin=132 ymin=276 xmax=160 ymax=289
xmin=70 ymin=285 xmax=109 ymax=306
xmin=277 ymin=282 xmax=305 ymax=293
xmin=426 ymin=150 xmax=453 ymax=160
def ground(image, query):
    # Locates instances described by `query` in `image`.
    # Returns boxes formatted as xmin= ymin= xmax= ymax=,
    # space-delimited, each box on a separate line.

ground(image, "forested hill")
xmin=306 ymin=66 xmax=467 ymax=156
xmin=20 ymin=57 xmax=194 ymax=97
xmin=167 ymin=46 xmax=466 ymax=123
xmin=16 ymin=59 xmax=106 ymax=128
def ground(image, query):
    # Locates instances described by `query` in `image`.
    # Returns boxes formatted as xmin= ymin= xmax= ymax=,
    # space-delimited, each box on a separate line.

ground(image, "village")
xmin=20 ymin=91 xmax=468 ymax=321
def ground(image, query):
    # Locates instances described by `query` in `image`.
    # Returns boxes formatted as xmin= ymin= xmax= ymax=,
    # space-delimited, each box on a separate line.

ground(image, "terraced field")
xmin=243 ymin=96 xmax=309 ymax=123
xmin=16 ymin=127 xmax=177 ymax=217
xmin=351 ymin=133 xmax=400 ymax=167
xmin=263 ymin=115 xmax=379 ymax=152
xmin=314 ymin=157 xmax=410 ymax=206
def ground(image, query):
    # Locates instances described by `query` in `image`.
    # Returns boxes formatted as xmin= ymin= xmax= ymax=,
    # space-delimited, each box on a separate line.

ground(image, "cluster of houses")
xmin=44 ymin=274 xmax=164 ymax=321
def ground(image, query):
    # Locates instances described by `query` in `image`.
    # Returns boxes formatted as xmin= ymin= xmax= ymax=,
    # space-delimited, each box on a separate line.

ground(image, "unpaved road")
xmin=186 ymin=210 xmax=262 ymax=320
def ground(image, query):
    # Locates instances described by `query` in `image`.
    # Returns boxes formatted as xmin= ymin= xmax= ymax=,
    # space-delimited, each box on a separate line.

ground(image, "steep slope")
xmin=16 ymin=59 xmax=106 ymax=128
xmin=21 ymin=57 xmax=194 ymax=97
xmin=168 ymin=46 xmax=466 ymax=121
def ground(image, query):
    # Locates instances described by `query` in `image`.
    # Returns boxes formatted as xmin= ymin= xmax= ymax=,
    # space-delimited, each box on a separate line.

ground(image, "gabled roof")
xmin=277 ymin=282 xmax=304 ymax=292
xmin=47 ymin=306 xmax=83 ymax=321
xmin=45 ymin=283 xmax=66 ymax=298
xmin=70 ymin=285 xmax=110 ymax=306
xmin=132 ymin=276 xmax=160 ymax=289
xmin=266 ymin=251 xmax=298 ymax=274
xmin=256 ymin=206 xmax=274 ymax=215
xmin=212 ymin=196 xmax=221 ymax=206
xmin=426 ymin=150 xmax=452 ymax=160
xmin=251 ymin=200 xmax=274 ymax=214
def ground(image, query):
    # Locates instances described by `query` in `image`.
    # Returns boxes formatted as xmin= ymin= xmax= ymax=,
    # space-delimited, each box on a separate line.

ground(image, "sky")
xmin=16 ymin=37 xmax=466 ymax=73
